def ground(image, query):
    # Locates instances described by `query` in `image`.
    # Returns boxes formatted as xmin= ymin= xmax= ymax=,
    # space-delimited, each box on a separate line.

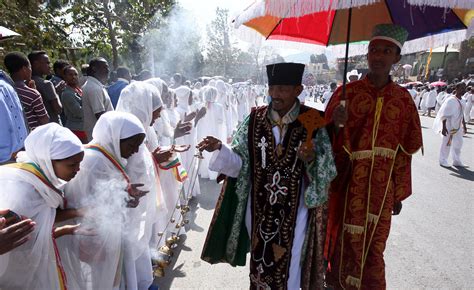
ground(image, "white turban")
xmin=20 ymin=123 xmax=83 ymax=189
xmin=91 ymin=111 xmax=145 ymax=165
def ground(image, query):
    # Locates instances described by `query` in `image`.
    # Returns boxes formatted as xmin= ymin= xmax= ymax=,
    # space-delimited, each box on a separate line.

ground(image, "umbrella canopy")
xmin=430 ymin=81 xmax=447 ymax=86
xmin=0 ymin=26 xmax=21 ymax=41
xmin=234 ymin=1 xmax=473 ymax=55
xmin=264 ymin=0 xmax=474 ymax=18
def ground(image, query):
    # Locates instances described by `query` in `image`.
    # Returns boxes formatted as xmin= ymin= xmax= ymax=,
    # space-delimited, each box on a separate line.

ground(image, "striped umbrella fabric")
xmin=234 ymin=0 xmax=473 ymax=55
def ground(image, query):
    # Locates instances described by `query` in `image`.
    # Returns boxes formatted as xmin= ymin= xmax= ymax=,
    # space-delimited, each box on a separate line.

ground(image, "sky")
xmin=178 ymin=0 xmax=254 ymax=30
xmin=176 ymin=0 xmax=336 ymax=65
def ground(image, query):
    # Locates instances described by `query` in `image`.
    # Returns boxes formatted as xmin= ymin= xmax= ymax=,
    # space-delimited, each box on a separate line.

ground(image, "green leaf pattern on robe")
xmin=224 ymin=114 xmax=252 ymax=262
xmin=305 ymin=129 xmax=337 ymax=208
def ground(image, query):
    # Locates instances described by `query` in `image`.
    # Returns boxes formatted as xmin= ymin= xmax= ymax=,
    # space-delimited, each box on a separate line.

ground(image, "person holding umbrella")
xmin=325 ymin=24 xmax=423 ymax=289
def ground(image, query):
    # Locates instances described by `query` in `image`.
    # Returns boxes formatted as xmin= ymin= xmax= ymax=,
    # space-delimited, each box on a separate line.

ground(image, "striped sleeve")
xmin=31 ymin=91 xmax=49 ymax=117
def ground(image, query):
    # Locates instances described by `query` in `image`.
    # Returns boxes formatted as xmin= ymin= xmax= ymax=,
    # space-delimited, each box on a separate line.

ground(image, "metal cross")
xmin=257 ymin=136 xmax=269 ymax=169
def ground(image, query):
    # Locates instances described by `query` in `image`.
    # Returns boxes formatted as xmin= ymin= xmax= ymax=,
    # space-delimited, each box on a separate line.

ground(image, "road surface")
xmin=154 ymin=115 xmax=474 ymax=289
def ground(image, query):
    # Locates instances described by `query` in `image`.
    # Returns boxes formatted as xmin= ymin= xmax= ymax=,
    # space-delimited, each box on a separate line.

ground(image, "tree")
xmin=204 ymin=8 xmax=241 ymax=78
xmin=66 ymin=0 xmax=176 ymax=70
xmin=0 ymin=0 xmax=72 ymax=55
xmin=247 ymin=44 xmax=280 ymax=84
xmin=0 ymin=0 xmax=176 ymax=72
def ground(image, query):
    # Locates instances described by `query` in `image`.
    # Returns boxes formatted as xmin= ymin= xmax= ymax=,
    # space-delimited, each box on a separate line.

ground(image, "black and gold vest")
xmin=248 ymin=106 xmax=311 ymax=290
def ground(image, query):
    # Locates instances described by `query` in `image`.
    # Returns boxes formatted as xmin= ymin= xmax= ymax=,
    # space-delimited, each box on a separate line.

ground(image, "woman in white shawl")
xmin=175 ymin=85 xmax=201 ymax=197
xmin=116 ymin=81 xmax=170 ymax=290
xmin=60 ymin=111 xmax=146 ymax=290
xmin=146 ymin=79 xmax=193 ymax=242
xmin=197 ymin=86 xmax=227 ymax=180
xmin=0 ymin=123 xmax=84 ymax=290
xmin=214 ymin=80 xmax=234 ymax=141
xmin=147 ymin=78 xmax=175 ymax=146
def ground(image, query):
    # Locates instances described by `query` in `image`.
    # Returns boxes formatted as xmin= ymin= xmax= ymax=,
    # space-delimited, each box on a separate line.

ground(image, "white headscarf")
xmin=91 ymin=111 xmax=145 ymax=165
xmin=18 ymin=123 xmax=83 ymax=190
xmin=194 ymin=82 xmax=202 ymax=90
xmin=0 ymin=122 xmax=83 ymax=289
xmin=145 ymin=77 xmax=165 ymax=95
xmin=175 ymin=85 xmax=191 ymax=111
xmin=215 ymin=80 xmax=228 ymax=105
xmin=203 ymin=86 xmax=218 ymax=103
xmin=117 ymin=81 xmax=163 ymax=128
xmin=215 ymin=80 xmax=227 ymax=95
xmin=209 ymin=79 xmax=217 ymax=88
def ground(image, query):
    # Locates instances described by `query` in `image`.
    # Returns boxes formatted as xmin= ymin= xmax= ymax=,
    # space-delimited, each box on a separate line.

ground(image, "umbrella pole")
xmin=341 ymin=7 xmax=352 ymax=101
xmin=339 ymin=7 xmax=352 ymax=127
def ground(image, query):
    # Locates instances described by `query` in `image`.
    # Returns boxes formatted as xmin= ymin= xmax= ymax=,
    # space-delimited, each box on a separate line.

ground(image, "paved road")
xmin=154 ymin=115 xmax=473 ymax=289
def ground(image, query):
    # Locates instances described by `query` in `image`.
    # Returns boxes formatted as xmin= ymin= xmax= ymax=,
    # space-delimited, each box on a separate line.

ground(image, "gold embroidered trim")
xmin=350 ymin=150 xmax=373 ymax=160
xmin=344 ymin=223 xmax=364 ymax=235
xmin=373 ymin=147 xmax=396 ymax=159
xmin=350 ymin=147 xmax=397 ymax=160
xmin=367 ymin=213 xmax=379 ymax=224
xmin=346 ymin=275 xmax=361 ymax=288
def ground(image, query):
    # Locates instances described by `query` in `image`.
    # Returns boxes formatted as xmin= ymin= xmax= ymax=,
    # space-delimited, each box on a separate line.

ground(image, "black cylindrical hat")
xmin=266 ymin=62 xmax=305 ymax=86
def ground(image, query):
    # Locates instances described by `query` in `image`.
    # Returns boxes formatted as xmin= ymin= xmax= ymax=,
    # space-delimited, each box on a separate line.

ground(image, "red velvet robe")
xmin=325 ymin=77 xmax=423 ymax=289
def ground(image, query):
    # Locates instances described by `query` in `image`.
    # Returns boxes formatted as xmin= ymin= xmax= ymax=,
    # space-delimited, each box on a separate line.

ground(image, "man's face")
xmin=21 ymin=63 xmax=32 ymax=81
xmin=64 ymin=67 xmax=79 ymax=87
xmin=97 ymin=61 xmax=110 ymax=83
xmin=348 ymin=75 xmax=359 ymax=82
xmin=367 ymin=39 xmax=401 ymax=76
xmin=268 ymin=85 xmax=302 ymax=115
xmin=36 ymin=54 xmax=51 ymax=76
xmin=456 ymin=83 xmax=466 ymax=97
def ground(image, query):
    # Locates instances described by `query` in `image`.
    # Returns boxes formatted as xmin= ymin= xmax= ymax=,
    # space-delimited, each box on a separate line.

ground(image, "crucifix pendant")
xmin=257 ymin=136 xmax=268 ymax=169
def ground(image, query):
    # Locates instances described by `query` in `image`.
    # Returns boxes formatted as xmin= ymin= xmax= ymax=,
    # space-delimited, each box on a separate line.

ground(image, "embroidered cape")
xmin=201 ymin=102 xmax=337 ymax=289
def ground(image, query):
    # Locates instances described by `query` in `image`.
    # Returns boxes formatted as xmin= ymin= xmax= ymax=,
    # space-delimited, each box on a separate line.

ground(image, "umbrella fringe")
xmin=402 ymin=29 xmax=470 ymax=55
xmin=233 ymin=29 xmax=468 ymax=59
xmin=265 ymin=0 xmax=379 ymax=17
xmin=407 ymin=0 xmax=474 ymax=10
xmin=232 ymin=1 xmax=266 ymax=27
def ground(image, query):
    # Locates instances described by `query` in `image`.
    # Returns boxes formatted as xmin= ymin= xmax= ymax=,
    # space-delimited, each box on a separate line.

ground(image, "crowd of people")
xmin=0 ymin=49 xmax=268 ymax=289
xmin=0 ymin=22 xmax=471 ymax=290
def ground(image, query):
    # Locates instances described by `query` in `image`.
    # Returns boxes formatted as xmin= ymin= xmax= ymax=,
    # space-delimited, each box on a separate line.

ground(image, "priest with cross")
xmin=198 ymin=62 xmax=337 ymax=290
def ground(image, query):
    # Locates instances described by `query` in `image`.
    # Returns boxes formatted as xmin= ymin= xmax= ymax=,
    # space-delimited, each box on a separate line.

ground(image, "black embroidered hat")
xmin=266 ymin=62 xmax=305 ymax=86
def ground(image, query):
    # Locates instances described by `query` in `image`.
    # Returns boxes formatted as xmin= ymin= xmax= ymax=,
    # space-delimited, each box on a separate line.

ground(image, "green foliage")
xmin=0 ymin=0 xmax=176 ymax=71
xmin=66 ymin=0 xmax=176 ymax=70
xmin=0 ymin=0 xmax=71 ymax=56
xmin=204 ymin=8 xmax=243 ymax=78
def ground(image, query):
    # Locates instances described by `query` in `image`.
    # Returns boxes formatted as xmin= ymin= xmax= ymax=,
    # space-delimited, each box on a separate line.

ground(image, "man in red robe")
xmin=325 ymin=24 xmax=423 ymax=289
